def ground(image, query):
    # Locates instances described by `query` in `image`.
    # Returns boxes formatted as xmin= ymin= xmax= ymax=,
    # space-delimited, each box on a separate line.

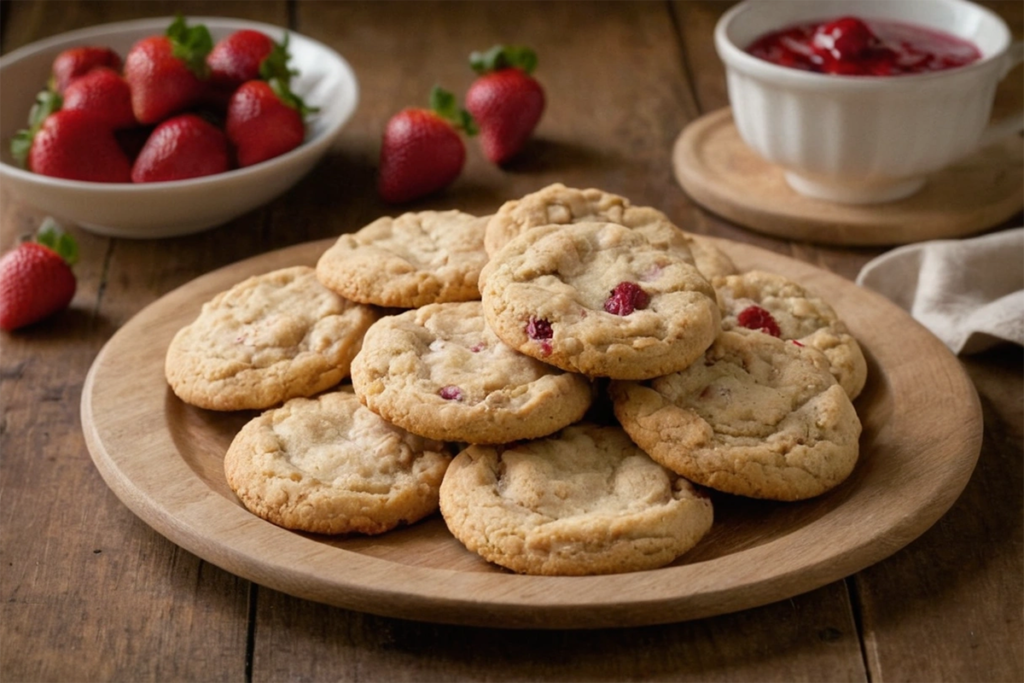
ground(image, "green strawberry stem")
xmin=469 ymin=45 xmax=538 ymax=75
xmin=259 ymin=33 xmax=297 ymax=85
xmin=429 ymin=85 xmax=477 ymax=135
xmin=167 ymin=14 xmax=213 ymax=79
xmin=268 ymin=77 xmax=319 ymax=119
xmin=10 ymin=89 xmax=62 ymax=167
xmin=35 ymin=218 xmax=78 ymax=266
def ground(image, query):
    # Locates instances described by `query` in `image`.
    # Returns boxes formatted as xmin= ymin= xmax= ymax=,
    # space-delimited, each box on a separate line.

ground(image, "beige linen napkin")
xmin=856 ymin=227 xmax=1024 ymax=355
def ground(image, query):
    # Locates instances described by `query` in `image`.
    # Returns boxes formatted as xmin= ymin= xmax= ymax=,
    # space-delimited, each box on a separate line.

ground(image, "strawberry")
xmin=0 ymin=220 xmax=78 ymax=332
xmin=225 ymin=79 xmax=311 ymax=167
xmin=208 ymin=29 xmax=293 ymax=90
xmin=465 ymin=45 xmax=545 ymax=164
xmin=11 ymin=90 xmax=132 ymax=182
xmin=61 ymin=67 xmax=137 ymax=130
xmin=377 ymin=86 xmax=475 ymax=204
xmin=131 ymin=113 xmax=231 ymax=182
xmin=50 ymin=46 xmax=122 ymax=93
xmin=123 ymin=15 xmax=213 ymax=125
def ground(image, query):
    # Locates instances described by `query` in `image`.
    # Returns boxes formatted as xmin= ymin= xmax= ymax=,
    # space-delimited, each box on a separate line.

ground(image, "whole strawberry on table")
xmin=10 ymin=16 xmax=317 ymax=184
xmin=0 ymin=219 xmax=78 ymax=332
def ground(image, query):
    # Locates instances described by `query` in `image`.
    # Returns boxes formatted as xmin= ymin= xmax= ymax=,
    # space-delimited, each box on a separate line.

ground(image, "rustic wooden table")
xmin=2 ymin=2 xmax=1021 ymax=681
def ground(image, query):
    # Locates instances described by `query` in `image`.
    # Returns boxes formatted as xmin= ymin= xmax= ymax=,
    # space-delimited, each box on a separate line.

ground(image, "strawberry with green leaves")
xmin=0 ymin=220 xmax=78 ymax=332
xmin=226 ymin=77 xmax=313 ymax=167
xmin=123 ymin=15 xmax=213 ymax=125
xmin=131 ymin=113 xmax=231 ymax=182
xmin=465 ymin=45 xmax=545 ymax=165
xmin=208 ymin=29 xmax=294 ymax=90
xmin=377 ymin=86 xmax=475 ymax=204
xmin=11 ymin=89 xmax=132 ymax=183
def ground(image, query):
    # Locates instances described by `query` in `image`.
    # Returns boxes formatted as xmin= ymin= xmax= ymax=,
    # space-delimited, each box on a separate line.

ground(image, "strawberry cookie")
xmin=350 ymin=301 xmax=593 ymax=444
xmin=713 ymin=270 xmax=868 ymax=400
xmin=225 ymin=387 xmax=452 ymax=535
xmin=316 ymin=210 xmax=489 ymax=309
xmin=479 ymin=221 xmax=721 ymax=380
xmin=484 ymin=183 xmax=738 ymax=279
xmin=610 ymin=328 xmax=862 ymax=501
xmin=439 ymin=423 xmax=714 ymax=575
xmin=165 ymin=266 xmax=378 ymax=411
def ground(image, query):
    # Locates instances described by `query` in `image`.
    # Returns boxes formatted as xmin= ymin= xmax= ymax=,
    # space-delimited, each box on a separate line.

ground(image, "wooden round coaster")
xmin=673 ymin=108 xmax=1023 ymax=246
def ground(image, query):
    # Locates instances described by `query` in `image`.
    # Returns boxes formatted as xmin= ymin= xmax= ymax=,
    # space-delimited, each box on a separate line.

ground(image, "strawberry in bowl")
xmin=0 ymin=17 xmax=358 ymax=238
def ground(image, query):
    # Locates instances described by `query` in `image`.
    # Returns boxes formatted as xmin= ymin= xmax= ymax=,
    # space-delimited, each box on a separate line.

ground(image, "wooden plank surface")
xmin=1 ymin=1 xmax=1021 ymax=681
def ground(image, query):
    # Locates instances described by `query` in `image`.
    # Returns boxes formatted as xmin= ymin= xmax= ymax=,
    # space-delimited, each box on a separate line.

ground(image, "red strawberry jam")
xmin=604 ymin=282 xmax=650 ymax=316
xmin=747 ymin=16 xmax=981 ymax=76
xmin=737 ymin=305 xmax=781 ymax=337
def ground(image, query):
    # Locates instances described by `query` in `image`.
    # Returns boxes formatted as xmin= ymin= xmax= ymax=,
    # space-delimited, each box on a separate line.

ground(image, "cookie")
xmin=483 ymin=183 xmax=695 ymax=260
xmin=316 ymin=210 xmax=489 ymax=308
xmin=482 ymin=183 xmax=737 ymax=279
xmin=439 ymin=423 xmax=714 ymax=575
xmin=687 ymin=233 xmax=739 ymax=280
xmin=610 ymin=328 xmax=861 ymax=501
xmin=713 ymin=270 xmax=868 ymax=399
xmin=165 ymin=266 xmax=378 ymax=411
xmin=224 ymin=388 xmax=452 ymax=535
xmin=479 ymin=221 xmax=721 ymax=380
xmin=350 ymin=301 xmax=593 ymax=444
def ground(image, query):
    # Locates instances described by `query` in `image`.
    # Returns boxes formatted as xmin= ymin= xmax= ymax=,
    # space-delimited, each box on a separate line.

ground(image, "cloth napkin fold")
xmin=856 ymin=227 xmax=1024 ymax=355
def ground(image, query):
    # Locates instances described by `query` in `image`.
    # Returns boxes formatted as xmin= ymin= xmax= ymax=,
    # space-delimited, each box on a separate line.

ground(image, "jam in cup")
xmin=747 ymin=16 xmax=982 ymax=76
xmin=714 ymin=0 xmax=1024 ymax=204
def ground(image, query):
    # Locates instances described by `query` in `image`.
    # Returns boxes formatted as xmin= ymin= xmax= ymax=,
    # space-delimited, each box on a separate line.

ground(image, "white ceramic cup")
xmin=715 ymin=0 xmax=1024 ymax=204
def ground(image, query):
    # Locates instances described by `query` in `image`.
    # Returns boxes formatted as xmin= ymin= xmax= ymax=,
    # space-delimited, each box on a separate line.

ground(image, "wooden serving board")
xmin=674 ymin=108 xmax=1024 ymax=246
xmin=81 ymin=238 xmax=983 ymax=629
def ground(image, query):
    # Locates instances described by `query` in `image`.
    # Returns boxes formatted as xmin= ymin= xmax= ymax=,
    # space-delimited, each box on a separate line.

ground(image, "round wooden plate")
xmin=673 ymin=108 xmax=1024 ymax=246
xmin=81 ymin=238 xmax=983 ymax=629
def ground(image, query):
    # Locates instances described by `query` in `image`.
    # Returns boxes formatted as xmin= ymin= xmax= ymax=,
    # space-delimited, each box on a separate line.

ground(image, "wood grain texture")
xmin=80 ymin=237 xmax=982 ymax=628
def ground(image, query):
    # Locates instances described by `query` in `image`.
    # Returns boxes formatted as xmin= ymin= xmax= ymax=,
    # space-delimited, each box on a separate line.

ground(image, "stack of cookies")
xmin=164 ymin=183 xmax=866 ymax=576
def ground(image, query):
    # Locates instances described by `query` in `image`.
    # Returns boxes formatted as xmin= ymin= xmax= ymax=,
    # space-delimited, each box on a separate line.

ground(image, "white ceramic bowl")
xmin=0 ymin=17 xmax=358 ymax=238
xmin=716 ymin=0 xmax=1023 ymax=204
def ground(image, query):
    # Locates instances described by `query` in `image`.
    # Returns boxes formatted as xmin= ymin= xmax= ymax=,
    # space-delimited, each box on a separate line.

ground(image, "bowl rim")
xmin=0 ymin=15 xmax=359 ymax=191
xmin=714 ymin=0 xmax=1014 ymax=89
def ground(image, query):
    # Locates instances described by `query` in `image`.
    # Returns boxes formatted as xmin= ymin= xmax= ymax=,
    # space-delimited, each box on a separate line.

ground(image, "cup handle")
xmin=978 ymin=40 xmax=1024 ymax=148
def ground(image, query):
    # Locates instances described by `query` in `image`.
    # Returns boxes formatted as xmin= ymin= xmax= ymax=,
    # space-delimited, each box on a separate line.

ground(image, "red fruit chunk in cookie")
xmin=604 ymin=281 xmax=650 ymax=316
xmin=737 ymin=305 xmax=781 ymax=337
xmin=526 ymin=315 xmax=553 ymax=340
xmin=439 ymin=385 xmax=463 ymax=401
xmin=525 ymin=316 xmax=553 ymax=356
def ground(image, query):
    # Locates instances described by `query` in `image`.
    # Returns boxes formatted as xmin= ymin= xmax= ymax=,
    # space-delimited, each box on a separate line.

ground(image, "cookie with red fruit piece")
xmin=0 ymin=219 xmax=78 ymax=332
xmin=465 ymin=44 xmax=545 ymax=165
xmin=10 ymin=90 xmax=132 ymax=183
xmin=479 ymin=221 xmax=720 ymax=380
xmin=349 ymin=300 xmax=593 ymax=445
xmin=123 ymin=15 xmax=214 ymax=125
xmin=609 ymin=326 xmax=862 ymax=502
xmin=713 ymin=270 xmax=867 ymax=400
xmin=377 ymin=86 xmax=475 ymax=204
